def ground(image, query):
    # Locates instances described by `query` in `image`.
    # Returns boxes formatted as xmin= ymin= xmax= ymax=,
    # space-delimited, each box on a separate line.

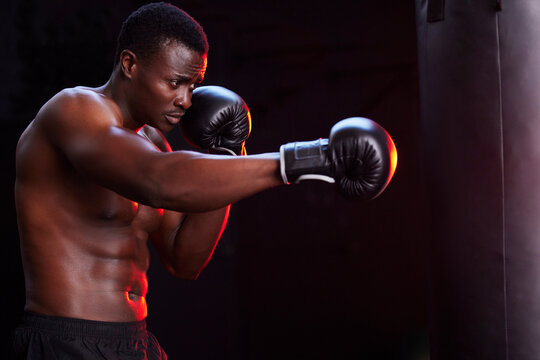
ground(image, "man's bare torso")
xmin=15 ymin=87 xmax=163 ymax=322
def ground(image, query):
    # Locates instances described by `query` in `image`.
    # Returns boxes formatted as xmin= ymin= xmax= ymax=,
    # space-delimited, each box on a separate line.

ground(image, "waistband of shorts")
xmin=20 ymin=311 xmax=148 ymax=338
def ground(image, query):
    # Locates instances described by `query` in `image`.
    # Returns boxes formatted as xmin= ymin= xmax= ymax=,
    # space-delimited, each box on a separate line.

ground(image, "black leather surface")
xmin=180 ymin=86 xmax=251 ymax=155
xmin=427 ymin=0 xmax=445 ymax=22
xmin=416 ymin=1 xmax=540 ymax=359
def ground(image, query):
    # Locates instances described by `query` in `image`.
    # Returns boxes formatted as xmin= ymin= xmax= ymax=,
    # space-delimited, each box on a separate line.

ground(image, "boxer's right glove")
xmin=280 ymin=117 xmax=397 ymax=200
xmin=180 ymin=85 xmax=251 ymax=156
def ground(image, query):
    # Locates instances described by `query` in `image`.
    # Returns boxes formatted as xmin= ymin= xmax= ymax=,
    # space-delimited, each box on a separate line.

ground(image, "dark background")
xmin=1 ymin=1 xmax=428 ymax=359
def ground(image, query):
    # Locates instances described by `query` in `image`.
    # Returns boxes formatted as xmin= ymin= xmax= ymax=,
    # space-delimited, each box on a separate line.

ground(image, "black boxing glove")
xmin=329 ymin=117 xmax=397 ymax=200
xmin=180 ymin=86 xmax=251 ymax=155
xmin=280 ymin=117 xmax=397 ymax=200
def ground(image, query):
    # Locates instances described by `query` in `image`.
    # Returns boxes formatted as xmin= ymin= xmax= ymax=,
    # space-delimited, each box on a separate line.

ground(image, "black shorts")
xmin=11 ymin=312 xmax=167 ymax=359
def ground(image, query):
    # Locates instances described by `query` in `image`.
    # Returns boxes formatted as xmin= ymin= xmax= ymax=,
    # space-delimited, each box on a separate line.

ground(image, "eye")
xmin=169 ymin=80 xmax=180 ymax=88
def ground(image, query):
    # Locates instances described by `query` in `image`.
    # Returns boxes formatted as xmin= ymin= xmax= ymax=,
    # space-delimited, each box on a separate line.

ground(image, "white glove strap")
xmin=279 ymin=144 xmax=289 ymax=184
xmin=211 ymin=147 xmax=237 ymax=156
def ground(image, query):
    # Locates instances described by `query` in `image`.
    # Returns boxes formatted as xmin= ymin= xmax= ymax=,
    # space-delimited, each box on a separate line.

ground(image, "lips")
xmin=164 ymin=113 xmax=183 ymax=125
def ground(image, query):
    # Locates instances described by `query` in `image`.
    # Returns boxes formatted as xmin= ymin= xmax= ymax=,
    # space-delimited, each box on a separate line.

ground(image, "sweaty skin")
xmin=15 ymin=42 xmax=282 ymax=322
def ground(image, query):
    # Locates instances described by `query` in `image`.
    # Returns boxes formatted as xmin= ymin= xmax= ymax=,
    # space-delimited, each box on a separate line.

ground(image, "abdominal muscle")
xmin=19 ymin=193 xmax=159 ymax=323
xmin=22 ymin=232 xmax=152 ymax=322
xmin=25 ymin=271 xmax=149 ymax=322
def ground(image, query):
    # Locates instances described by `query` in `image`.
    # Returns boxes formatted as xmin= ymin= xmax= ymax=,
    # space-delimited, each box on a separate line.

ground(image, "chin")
xmin=145 ymin=119 xmax=164 ymax=131
xmin=157 ymin=122 xmax=175 ymax=133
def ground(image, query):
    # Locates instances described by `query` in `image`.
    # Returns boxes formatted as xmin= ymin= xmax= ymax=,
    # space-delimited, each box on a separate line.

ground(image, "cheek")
xmin=137 ymin=81 xmax=172 ymax=111
xmin=148 ymin=82 xmax=176 ymax=106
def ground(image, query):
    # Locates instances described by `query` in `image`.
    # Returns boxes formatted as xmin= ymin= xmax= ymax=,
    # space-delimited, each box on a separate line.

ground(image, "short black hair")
xmin=114 ymin=2 xmax=208 ymax=65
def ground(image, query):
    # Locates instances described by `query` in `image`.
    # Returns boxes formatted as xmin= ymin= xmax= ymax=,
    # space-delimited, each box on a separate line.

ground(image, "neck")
xmin=99 ymin=67 xmax=141 ymax=131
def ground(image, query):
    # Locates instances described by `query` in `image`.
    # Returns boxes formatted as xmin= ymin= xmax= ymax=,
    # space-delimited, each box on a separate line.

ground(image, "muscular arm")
xmin=150 ymin=206 xmax=230 ymax=280
xmin=140 ymin=125 xmax=231 ymax=279
xmin=42 ymin=89 xmax=282 ymax=213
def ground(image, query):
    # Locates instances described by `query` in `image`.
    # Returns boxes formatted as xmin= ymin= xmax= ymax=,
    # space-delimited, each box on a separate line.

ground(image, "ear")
xmin=119 ymin=50 xmax=137 ymax=79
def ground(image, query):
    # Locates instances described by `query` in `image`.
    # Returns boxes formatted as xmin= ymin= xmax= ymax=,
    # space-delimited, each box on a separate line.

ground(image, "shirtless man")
xmin=12 ymin=3 xmax=396 ymax=359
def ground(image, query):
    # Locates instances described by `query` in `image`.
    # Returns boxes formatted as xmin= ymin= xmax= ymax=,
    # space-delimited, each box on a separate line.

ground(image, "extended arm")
xmin=41 ymin=89 xmax=281 ymax=213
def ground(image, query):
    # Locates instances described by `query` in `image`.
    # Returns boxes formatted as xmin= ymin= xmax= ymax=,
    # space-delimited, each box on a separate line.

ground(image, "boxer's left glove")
xmin=180 ymin=86 xmax=251 ymax=155
xmin=280 ymin=117 xmax=397 ymax=200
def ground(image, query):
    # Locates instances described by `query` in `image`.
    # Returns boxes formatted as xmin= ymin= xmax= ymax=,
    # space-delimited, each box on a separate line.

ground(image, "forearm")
xmin=149 ymin=151 xmax=282 ymax=212
xmin=164 ymin=206 xmax=230 ymax=280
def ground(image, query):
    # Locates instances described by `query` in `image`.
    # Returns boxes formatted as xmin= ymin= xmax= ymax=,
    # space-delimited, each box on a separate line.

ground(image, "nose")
xmin=174 ymin=88 xmax=192 ymax=109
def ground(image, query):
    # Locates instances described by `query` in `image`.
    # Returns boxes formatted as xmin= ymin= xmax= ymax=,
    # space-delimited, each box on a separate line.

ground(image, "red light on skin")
xmin=161 ymin=135 xmax=172 ymax=152
xmin=194 ymin=205 xmax=231 ymax=278
xmin=124 ymin=270 xmax=149 ymax=320
xmin=216 ymin=205 xmax=231 ymax=242
xmin=131 ymin=202 xmax=163 ymax=216
xmin=123 ymin=291 xmax=148 ymax=320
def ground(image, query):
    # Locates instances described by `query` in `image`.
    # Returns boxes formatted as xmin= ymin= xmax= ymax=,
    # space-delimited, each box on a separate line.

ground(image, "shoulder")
xmin=138 ymin=125 xmax=172 ymax=152
xmin=39 ymin=87 xmax=120 ymax=128
xmin=23 ymin=87 xmax=125 ymax=151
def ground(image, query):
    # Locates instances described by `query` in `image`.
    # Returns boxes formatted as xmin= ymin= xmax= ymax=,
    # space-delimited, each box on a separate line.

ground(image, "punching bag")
xmin=416 ymin=1 xmax=540 ymax=359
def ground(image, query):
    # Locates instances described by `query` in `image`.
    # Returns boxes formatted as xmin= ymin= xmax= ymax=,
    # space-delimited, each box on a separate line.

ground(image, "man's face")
xmin=129 ymin=41 xmax=207 ymax=132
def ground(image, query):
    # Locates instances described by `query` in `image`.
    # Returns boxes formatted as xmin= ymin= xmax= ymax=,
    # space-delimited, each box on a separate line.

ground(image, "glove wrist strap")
xmin=279 ymin=139 xmax=335 ymax=184
xmin=210 ymin=147 xmax=237 ymax=156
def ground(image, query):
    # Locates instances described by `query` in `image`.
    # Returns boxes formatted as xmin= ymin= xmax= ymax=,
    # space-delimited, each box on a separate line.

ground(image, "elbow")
xmin=178 ymin=272 xmax=201 ymax=281
xmin=172 ymin=269 xmax=202 ymax=281
xmin=167 ymin=263 xmax=204 ymax=281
